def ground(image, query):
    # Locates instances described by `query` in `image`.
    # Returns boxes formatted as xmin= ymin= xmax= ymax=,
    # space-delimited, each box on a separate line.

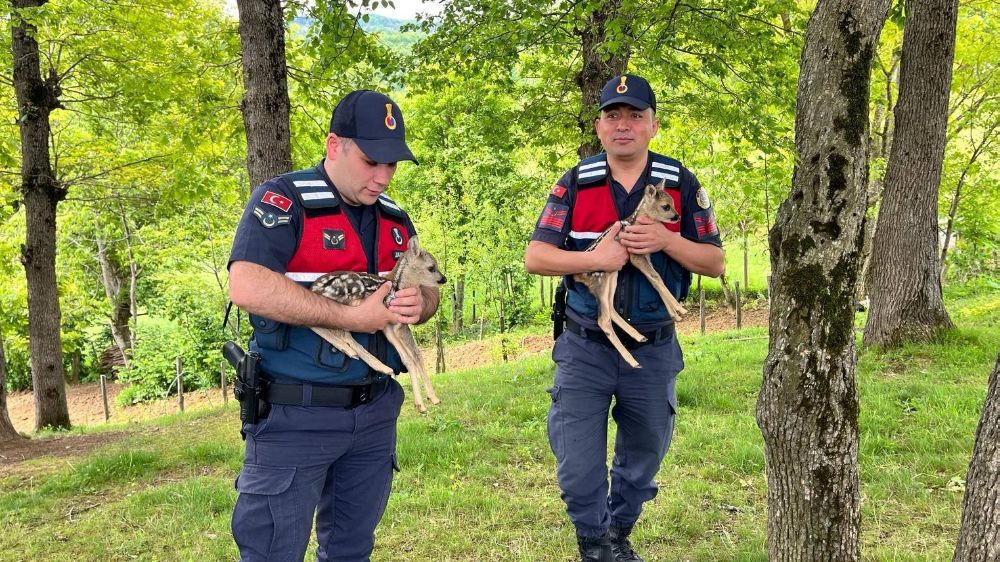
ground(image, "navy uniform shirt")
xmin=530 ymin=151 xmax=722 ymax=329
xmin=229 ymin=160 xmax=417 ymax=276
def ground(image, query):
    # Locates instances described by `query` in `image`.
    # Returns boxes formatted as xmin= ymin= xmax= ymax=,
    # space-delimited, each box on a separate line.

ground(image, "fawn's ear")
xmin=645 ymin=183 xmax=657 ymax=197
xmin=655 ymin=178 xmax=666 ymax=190
xmin=407 ymin=236 xmax=420 ymax=251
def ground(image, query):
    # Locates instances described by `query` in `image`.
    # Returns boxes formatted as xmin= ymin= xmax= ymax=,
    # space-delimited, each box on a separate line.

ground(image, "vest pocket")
xmin=316 ymin=340 xmax=350 ymax=371
xmin=250 ymin=314 xmax=290 ymax=350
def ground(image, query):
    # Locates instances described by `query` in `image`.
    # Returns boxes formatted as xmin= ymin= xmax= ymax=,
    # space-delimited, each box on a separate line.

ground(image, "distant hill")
xmin=289 ymin=13 xmax=422 ymax=53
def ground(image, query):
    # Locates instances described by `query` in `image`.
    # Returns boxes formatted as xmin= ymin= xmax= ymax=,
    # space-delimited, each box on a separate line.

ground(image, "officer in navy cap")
xmin=525 ymin=74 xmax=724 ymax=561
xmin=228 ymin=89 xmax=434 ymax=561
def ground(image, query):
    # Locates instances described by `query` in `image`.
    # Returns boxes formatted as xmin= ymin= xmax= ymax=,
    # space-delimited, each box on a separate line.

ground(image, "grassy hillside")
xmin=1 ymin=289 xmax=996 ymax=561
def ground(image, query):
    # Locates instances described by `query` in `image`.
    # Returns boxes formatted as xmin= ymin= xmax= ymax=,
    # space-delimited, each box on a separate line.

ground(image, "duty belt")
xmin=565 ymin=317 xmax=674 ymax=350
xmin=262 ymin=376 xmax=390 ymax=408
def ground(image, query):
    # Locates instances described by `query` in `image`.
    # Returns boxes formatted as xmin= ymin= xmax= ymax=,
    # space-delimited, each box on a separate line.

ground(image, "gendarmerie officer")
xmin=227 ymin=90 xmax=438 ymax=562
xmin=525 ymin=74 xmax=724 ymax=562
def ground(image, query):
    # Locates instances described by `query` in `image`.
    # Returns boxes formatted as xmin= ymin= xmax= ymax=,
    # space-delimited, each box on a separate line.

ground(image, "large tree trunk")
xmin=863 ymin=0 xmax=958 ymax=348
xmin=756 ymin=2 xmax=889 ymax=561
xmin=574 ymin=0 xmax=630 ymax=158
xmin=237 ymin=0 xmax=293 ymax=187
xmin=857 ymin=52 xmax=899 ymax=300
xmin=0 ymin=333 xmax=24 ymax=442
xmin=12 ymin=0 xmax=71 ymax=431
xmin=953 ymin=354 xmax=1000 ymax=562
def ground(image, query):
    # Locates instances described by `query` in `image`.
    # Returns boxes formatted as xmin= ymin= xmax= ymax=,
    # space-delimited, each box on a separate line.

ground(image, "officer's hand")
xmin=589 ymin=221 xmax=629 ymax=272
xmin=388 ymin=287 xmax=424 ymax=325
xmin=344 ymin=283 xmax=399 ymax=333
xmin=620 ymin=215 xmax=673 ymax=255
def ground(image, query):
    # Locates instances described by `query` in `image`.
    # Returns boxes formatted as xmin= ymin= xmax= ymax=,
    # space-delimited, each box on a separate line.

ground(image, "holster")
xmin=552 ymin=279 xmax=567 ymax=340
xmin=223 ymin=341 xmax=269 ymax=437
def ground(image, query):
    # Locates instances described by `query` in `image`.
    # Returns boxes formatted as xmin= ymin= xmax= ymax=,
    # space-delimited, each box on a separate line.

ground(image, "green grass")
xmin=1 ymin=288 xmax=996 ymax=561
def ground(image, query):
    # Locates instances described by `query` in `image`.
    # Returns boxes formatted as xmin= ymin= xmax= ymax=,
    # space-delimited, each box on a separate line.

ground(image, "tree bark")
xmin=11 ymin=0 xmax=71 ymax=431
xmin=857 ymin=53 xmax=899 ymax=300
xmin=0 ymin=333 xmax=24 ymax=442
xmin=757 ymin=2 xmax=889 ymax=561
xmin=575 ymin=0 xmax=630 ymax=159
xmin=452 ymin=277 xmax=464 ymax=334
xmin=863 ymin=0 xmax=958 ymax=348
xmin=953 ymin=354 xmax=1000 ymax=562
xmin=237 ymin=0 xmax=293 ymax=187
xmin=95 ymin=232 xmax=132 ymax=366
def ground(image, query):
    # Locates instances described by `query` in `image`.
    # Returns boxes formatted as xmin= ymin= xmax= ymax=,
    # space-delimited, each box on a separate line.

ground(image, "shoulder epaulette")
xmin=280 ymin=169 xmax=340 ymax=209
xmin=649 ymin=153 xmax=682 ymax=188
xmin=376 ymin=193 xmax=407 ymax=219
xmin=575 ymin=153 xmax=608 ymax=186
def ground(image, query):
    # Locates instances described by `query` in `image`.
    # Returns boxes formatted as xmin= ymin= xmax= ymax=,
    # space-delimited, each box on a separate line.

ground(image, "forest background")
xmin=0 ymin=0 xmax=996 ymax=414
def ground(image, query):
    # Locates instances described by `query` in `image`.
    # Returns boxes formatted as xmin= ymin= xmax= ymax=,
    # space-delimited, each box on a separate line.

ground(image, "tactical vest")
xmin=563 ymin=153 xmax=692 ymax=325
xmin=249 ymin=167 xmax=412 ymax=385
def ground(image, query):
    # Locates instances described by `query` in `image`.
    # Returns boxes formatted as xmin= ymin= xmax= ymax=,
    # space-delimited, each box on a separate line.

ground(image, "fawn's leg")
xmin=595 ymin=274 xmax=641 ymax=369
xmin=604 ymin=271 xmax=648 ymax=342
xmin=383 ymin=325 xmax=427 ymax=414
xmin=311 ymin=327 xmax=395 ymax=375
xmin=394 ymin=325 xmax=440 ymax=405
xmin=629 ymin=255 xmax=688 ymax=319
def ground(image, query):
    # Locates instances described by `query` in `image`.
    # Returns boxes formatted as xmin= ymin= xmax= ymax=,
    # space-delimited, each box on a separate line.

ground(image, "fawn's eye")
xmin=428 ymin=266 xmax=436 ymax=272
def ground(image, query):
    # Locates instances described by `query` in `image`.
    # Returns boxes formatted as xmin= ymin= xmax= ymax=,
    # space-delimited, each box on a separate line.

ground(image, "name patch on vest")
xmin=323 ymin=229 xmax=346 ymax=250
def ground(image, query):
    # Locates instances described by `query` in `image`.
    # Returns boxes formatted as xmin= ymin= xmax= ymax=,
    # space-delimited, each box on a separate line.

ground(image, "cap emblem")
xmin=616 ymin=76 xmax=628 ymax=94
xmin=384 ymin=104 xmax=397 ymax=130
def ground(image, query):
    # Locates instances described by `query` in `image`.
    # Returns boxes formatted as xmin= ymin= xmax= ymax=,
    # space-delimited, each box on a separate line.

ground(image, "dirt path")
xmin=2 ymin=304 xmax=766 ymax=462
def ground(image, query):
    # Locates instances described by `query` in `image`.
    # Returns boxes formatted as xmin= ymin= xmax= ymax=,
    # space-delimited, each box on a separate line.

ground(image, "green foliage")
xmin=116 ymin=318 xmax=194 ymax=405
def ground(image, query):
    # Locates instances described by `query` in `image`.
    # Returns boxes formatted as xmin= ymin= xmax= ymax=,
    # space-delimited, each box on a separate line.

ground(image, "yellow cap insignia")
xmin=384 ymin=103 xmax=397 ymax=130
xmin=616 ymin=76 xmax=628 ymax=94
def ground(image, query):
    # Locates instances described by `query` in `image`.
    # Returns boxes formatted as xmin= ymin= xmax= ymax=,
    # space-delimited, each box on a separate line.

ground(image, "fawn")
xmin=309 ymin=237 xmax=446 ymax=413
xmin=574 ymin=179 xmax=688 ymax=368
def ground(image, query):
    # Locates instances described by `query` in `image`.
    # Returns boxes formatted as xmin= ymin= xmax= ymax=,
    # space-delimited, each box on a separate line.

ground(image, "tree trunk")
xmin=452 ymin=277 xmax=464 ymax=334
xmin=756 ymin=2 xmax=889 ymax=561
xmin=237 ymin=0 xmax=292 ymax=187
xmin=11 ymin=0 xmax=71 ymax=431
xmin=0 ymin=333 xmax=24 ymax=442
xmin=95 ymin=232 xmax=132 ymax=366
xmin=863 ymin=0 xmax=958 ymax=348
xmin=953 ymin=354 xmax=1000 ymax=562
xmin=857 ymin=53 xmax=899 ymax=300
xmin=719 ymin=273 xmax=735 ymax=312
xmin=575 ymin=0 xmax=630 ymax=158
xmin=940 ymin=122 xmax=998 ymax=283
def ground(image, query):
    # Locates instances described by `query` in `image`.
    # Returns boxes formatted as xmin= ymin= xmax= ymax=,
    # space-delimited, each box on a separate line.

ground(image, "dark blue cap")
xmin=598 ymin=74 xmax=656 ymax=112
xmin=329 ymin=90 xmax=417 ymax=164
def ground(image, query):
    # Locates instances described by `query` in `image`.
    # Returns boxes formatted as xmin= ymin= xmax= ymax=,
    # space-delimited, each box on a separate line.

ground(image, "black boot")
xmin=577 ymin=535 xmax=613 ymax=562
xmin=607 ymin=525 xmax=644 ymax=562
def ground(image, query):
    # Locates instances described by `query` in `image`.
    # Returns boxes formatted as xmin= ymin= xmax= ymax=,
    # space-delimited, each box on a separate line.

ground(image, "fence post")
xmin=176 ymin=356 xmax=184 ymax=412
xmin=735 ymin=281 xmax=743 ymax=330
xmin=220 ymin=360 xmax=228 ymax=405
xmin=100 ymin=375 xmax=110 ymax=422
xmin=698 ymin=275 xmax=706 ymax=335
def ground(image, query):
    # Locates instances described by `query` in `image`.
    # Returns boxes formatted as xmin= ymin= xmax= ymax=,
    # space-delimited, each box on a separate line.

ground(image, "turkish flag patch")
xmin=550 ymin=183 xmax=567 ymax=199
xmin=694 ymin=209 xmax=719 ymax=239
xmin=261 ymin=190 xmax=292 ymax=212
xmin=539 ymin=203 xmax=569 ymax=232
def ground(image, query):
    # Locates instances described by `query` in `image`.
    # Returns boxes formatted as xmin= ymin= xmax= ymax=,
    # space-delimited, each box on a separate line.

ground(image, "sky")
xmin=223 ymin=0 xmax=443 ymax=22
